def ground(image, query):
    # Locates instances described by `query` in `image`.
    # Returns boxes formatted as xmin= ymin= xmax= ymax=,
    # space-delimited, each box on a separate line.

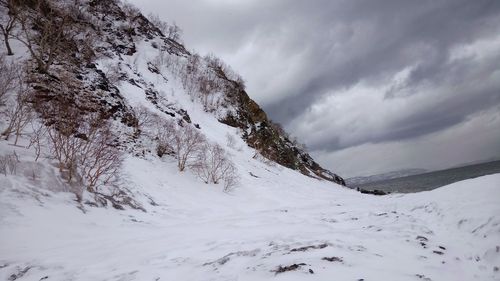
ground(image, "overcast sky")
xmin=131 ymin=0 xmax=500 ymax=177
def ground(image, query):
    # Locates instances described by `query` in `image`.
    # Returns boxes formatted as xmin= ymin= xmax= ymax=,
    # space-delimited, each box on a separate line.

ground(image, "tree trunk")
xmin=2 ymin=32 xmax=13 ymax=56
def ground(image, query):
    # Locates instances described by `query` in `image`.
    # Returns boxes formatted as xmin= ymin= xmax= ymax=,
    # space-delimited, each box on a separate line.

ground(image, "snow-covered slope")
xmin=1 ymin=144 xmax=499 ymax=280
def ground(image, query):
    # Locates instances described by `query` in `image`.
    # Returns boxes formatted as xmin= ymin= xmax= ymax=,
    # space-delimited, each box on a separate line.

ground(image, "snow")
xmin=1 ymin=133 xmax=499 ymax=281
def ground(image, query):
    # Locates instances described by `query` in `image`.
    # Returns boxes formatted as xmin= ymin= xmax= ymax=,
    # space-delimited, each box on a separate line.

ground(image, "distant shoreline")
xmin=351 ymin=160 xmax=500 ymax=193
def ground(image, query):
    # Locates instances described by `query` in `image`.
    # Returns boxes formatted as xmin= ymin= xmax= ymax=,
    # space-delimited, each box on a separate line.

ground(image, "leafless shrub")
xmin=47 ymin=110 xmax=123 ymax=200
xmin=152 ymin=47 xmax=184 ymax=78
xmin=180 ymin=53 xmax=202 ymax=98
xmin=165 ymin=52 xmax=182 ymax=75
xmin=154 ymin=118 xmax=175 ymax=158
xmin=27 ymin=120 xmax=46 ymax=162
xmin=223 ymin=163 xmax=239 ymax=192
xmin=191 ymin=142 xmax=239 ymax=191
xmin=78 ymin=117 xmax=123 ymax=194
xmin=198 ymin=72 xmax=222 ymax=111
xmin=175 ymin=53 xmax=229 ymax=111
xmin=2 ymin=68 xmax=33 ymax=145
xmin=47 ymin=109 xmax=82 ymax=184
xmin=174 ymin=52 xmax=245 ymax=113
xmin=173 ymin=124 xmax=205 ymax=171
xmin=190 ymin=144 xmax=211 ymax=183
xmin=10 ymin=96 xmax=33 ymax=146
xmin=131 ymin=105 xmax=155 ymax=136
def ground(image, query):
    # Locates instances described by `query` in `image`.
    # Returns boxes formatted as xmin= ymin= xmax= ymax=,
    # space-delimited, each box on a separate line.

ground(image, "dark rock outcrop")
xmin=220 ymin=81 xmax=345 ymax=185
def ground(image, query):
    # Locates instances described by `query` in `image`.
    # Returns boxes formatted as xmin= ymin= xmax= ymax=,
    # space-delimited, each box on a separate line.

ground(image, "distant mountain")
xmin=345 ymin=168 xmax=428 ymax=186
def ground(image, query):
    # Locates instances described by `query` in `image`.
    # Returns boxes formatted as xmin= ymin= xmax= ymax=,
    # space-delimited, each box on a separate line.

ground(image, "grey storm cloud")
xmin=263 ymin=0 xmax=500 ymax=122
xmin=132 ymin=0 xmax=500 ymax=176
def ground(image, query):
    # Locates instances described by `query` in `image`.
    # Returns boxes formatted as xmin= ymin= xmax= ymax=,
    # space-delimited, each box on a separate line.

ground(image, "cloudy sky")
xmin=131 ymin=0 xmax=500 ymax=177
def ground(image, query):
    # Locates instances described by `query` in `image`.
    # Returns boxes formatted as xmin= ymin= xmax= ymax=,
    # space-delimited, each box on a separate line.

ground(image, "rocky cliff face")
xmin=11 ymin=0 xmax=345 ymax=185
xmin=220 ymin=82 xmax=345 ymax=185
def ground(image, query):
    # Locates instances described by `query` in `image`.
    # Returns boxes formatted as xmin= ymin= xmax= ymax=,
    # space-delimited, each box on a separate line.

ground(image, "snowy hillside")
xmin=1 ymin=0 xmax=499 ymax=280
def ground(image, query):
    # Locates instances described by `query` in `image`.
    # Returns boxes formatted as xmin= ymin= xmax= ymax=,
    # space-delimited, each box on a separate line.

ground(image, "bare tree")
xmin=153 ymin=117 xmax=175 ymax=158
xmin=27 ymin=120 xmax=46 ymax=162
xmin=130 ymin=105 xmax=155 ymax=136
xmin=14 ymin=0 xmax=79 ymax=73
xmin=173 ymin=124 xmax=205 ymax=171
xmin=11 ymin=92 xmax=33 ymax=145
xmin=0 ymin=0 xmax=17 ymax=55
xmin=47 ymin=114 xmax=81 ymax=183
xmin=78 ymin=116 xmax=122 ymax=194
xmin=190 ymin=142 xmax=211 ymax=183
xmin=47 ymin=110 xmax=123 ymax=199
xmin=191 ymin=142 xmax=239 ymax=190
xmin=2 ymin=67 xmax=33 ymax=145
xmin=198 ymin=73 xmax=221 ymax=111
xmin=222 ymin=163 xmax=239 ymax=192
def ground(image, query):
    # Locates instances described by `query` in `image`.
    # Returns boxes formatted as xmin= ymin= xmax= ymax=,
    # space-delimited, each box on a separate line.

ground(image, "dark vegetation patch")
xmin=357 ymin=188 xmax=389 ymax=195
xmin=290 ymin=243 xmax=328 ymax=253
xmin=272 ymin=263 xmax=307 ymax=274
xmin=322 ymin=256 xmax=343 ymax=263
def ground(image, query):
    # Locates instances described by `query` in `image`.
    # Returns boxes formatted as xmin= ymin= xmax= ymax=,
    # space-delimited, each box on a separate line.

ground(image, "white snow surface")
xmin=1 ymin=136 xmax=499 ymax=281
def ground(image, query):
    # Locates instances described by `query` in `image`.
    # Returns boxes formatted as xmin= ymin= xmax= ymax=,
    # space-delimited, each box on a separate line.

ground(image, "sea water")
xmin=356 ymin=160 xmax=500 ymax=193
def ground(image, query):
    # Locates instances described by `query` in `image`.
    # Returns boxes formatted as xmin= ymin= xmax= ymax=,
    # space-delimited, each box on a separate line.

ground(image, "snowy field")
xmin=1 ymin=143 xmax=499 ymax=281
